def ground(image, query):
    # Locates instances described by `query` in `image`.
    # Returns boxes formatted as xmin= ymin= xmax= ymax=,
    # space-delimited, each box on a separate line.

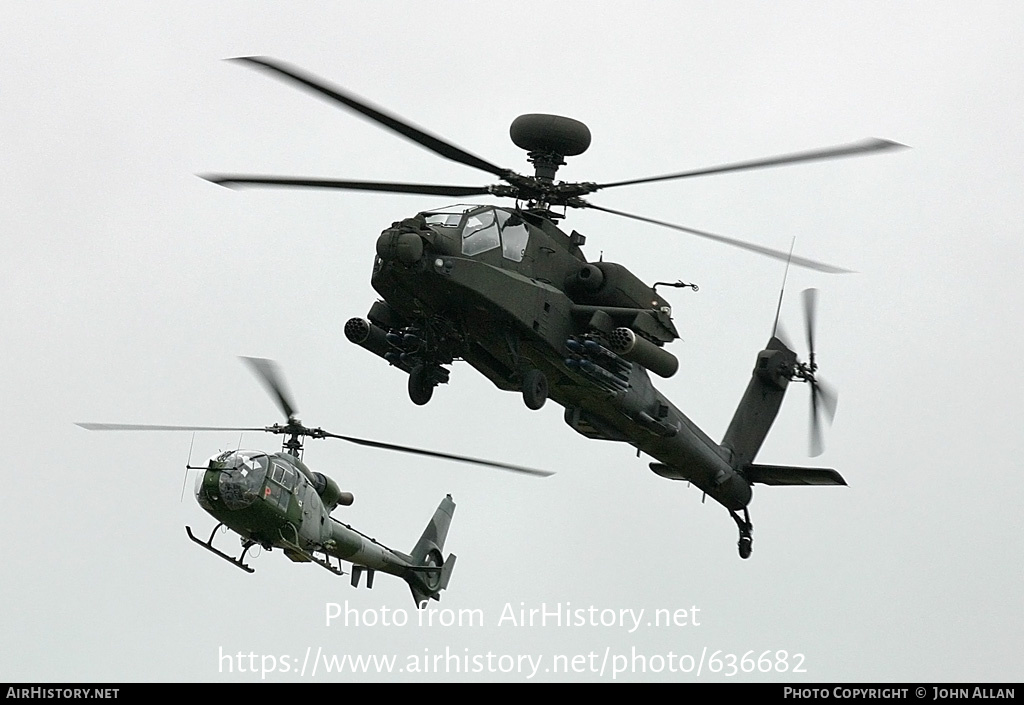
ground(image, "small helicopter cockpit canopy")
xmin=208 ymin=450 xmax=269 ymax=510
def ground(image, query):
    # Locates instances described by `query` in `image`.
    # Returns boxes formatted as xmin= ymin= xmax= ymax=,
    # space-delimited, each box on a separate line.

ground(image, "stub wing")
xmin=743 ymin=464 xmax=847 ymax=486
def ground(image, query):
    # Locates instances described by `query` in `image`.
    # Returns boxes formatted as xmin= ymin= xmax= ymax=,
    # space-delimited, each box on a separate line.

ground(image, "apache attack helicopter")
xmin=203 ymin=57 xmax=905 ymax=558
xmin=77 ymin=357 xmax=551 ymax=607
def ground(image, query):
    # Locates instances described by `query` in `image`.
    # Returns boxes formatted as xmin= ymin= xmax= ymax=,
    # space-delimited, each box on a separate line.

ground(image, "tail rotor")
xmin=794 ymin=288 xmax=838 ymax=456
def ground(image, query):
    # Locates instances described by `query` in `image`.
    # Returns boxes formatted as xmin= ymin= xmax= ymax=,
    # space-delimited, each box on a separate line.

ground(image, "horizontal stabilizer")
xmin=743 ymin=464 xmax=847 ymax=486
xmin=440 ymin=554 xmax=457 ymax=591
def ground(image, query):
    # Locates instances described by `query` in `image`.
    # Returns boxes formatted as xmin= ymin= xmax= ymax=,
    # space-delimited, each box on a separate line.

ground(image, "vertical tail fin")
xmin=721 ymin=337 xmax=797 ymax=468
xmin=406 ymin=495 xmax=456 ymax=608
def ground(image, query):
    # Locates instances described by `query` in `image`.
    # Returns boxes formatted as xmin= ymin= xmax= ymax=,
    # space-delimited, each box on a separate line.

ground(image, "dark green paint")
xmin=203 ymin=58 xmax=901 ymax=558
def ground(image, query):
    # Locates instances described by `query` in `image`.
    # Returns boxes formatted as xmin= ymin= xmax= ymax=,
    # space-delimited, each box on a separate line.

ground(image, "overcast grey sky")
xmin=3 ymin=1 xmax=1022 ymax=683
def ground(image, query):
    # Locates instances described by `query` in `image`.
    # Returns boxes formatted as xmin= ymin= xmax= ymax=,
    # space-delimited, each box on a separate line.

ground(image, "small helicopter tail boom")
xmin=405 ymin=495 xmax=457 ymax=608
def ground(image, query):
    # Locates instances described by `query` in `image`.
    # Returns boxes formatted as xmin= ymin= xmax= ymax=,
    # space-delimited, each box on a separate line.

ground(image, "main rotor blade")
xmin=320 ymin=431 xmax=553 ymax=477
xmin=241 ymin=356 xmax=297 ymax=422
xmin=77 ymin=423 xmax=265 ymax=432
xmin=803 ymin=287 xmax=818 ymax=355
xmin=200 ymin=175 xmax=493 ymax=198
xmin=230 ymin=56 xmax=510 ymax=179
xmin=582 ymin=202 xmax=854 ymax=274
xmin=593 ymin=138 xmax=906 ymax=190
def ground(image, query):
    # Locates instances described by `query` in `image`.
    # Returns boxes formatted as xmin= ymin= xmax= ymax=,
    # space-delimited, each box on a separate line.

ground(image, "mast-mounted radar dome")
xmin=510 ymin=114 xmax=591 ymax=183
xmin=510 ymin=114 xmax=592 ymax=156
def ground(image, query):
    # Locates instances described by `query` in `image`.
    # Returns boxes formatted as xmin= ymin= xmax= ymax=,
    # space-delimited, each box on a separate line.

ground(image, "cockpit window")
xmin=270 ymin=461 xmax=297 ymax=491
xmin=216 ymin=451 xmax=269 ymax=511
xmin=496 ymin=210 xmax=529 ymax=262
xmin=423 ymin=204 xmax=477 ymax=228
xmin=265 ymin=460 xmax=296 ymax=512
xmin=462 ymin=209 xmax=500 ymax=256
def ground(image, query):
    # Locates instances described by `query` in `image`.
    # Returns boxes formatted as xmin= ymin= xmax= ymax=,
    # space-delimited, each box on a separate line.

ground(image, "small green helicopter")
xmin=77 ymin=357 xmax=551 ymax=607
xmin=203 ymin=58 xmax=904 ymax=558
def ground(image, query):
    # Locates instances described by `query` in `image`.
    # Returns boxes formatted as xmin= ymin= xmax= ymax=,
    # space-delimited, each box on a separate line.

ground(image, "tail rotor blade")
xmin=808 ymin=377 xmax=838 ymax=457
xmin=803 ymin=287 xmax=818 ymax=359
xmin=816 ymin=376 xmax=839 ymax=424
xmin=809 ymin=386 xmax=824 ymax=457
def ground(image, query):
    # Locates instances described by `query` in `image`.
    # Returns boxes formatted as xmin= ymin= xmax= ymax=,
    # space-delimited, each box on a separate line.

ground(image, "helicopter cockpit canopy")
xmin=422 ymin=204 xmax=476 ymax=228
xmin=208 ymin=450 xmax=269 ymax=510
xmin=424 ymin=205 xmax=530 ymax=263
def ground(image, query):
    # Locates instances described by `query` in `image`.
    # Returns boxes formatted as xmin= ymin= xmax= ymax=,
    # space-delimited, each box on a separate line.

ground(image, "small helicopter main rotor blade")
xmin=229 ymin=56 xmax=511 ymax=180
xmin=319 ymin=431 xmax=554 ymax=477
xmin=76 ymin=422 xmax=265 ymax=432
xmin=803 ymin=287 xmax=818 ymax=357
xmin=592 ymin=138 xmax=906 ymax=190
xmin=200 ymin=175 xmax=493 ymax=198
xmin=582 ymin=202 xmax=854 ymax=274
xmin=241 ymin=356 xmax=298 ymax=422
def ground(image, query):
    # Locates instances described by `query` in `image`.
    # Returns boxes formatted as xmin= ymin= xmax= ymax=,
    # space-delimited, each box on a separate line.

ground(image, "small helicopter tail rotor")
xmin=405 ymin=495 xmax=457 ymax=608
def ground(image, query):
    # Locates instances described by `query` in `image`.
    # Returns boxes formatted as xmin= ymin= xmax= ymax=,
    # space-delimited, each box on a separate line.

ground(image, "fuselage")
xmin=195 ymin=449 xmax=416 ymax=577
xmin=365 ymin=204 xmax=752 ymax=510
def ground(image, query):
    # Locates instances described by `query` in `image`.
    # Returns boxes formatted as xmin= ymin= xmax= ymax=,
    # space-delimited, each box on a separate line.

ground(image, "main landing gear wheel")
xmin=730 ymin=507 xmax=754 ymax=559
xmin=408 ymin=365 xmax=435 ymax=406
xmin=521 ymin=369 xmax=549 ymax=410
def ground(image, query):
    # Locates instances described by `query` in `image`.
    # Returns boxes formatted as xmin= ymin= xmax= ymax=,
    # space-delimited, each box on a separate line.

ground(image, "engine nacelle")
xmin=312 ymin=472 xmax=353 ymax=512
xmin=564 ymin=263 xmax=604 ymax=296
xmin=567 ymin=262 xmax=653 ymax=308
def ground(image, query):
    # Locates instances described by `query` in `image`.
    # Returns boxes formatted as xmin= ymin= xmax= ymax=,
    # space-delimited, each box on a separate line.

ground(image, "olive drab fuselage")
xmin=350 ymin=203 xmax=847 ymax=561
xmin=197 ymin=451 xmax=330 ymax=555
xmin=204 ymin=57 xmax=877 ymax=560
xmin=193 ymin=449 xmax=455 ymax=602
xmin=358 ymin=205 xmax=750 ymax=510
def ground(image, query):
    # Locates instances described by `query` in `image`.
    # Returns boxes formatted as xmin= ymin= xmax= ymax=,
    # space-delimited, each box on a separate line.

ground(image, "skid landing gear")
xmin=729 ymin=508 xmax=753 ymax=559
xmin=186 ymin=524 xmax=256 ymax=573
